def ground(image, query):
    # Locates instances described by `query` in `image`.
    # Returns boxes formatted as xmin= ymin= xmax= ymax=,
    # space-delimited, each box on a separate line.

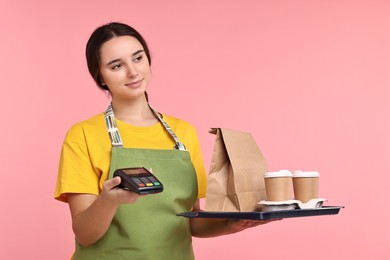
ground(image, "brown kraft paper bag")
xmin=205 ymin=128 xmax=267 ymax=212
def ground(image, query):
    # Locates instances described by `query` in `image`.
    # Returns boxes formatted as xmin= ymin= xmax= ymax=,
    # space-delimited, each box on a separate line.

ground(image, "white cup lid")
xmin=292 ymin=170 xmax=320 ymax=177
xmin=264 ymin=170 xmax=292 ymax=178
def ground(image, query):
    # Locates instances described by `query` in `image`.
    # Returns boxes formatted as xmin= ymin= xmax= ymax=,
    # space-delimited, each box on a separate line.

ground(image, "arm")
xmin=67 ymin=177 xmax=141 ymax=247
xmin=189 ymin=200 xmax=279 ymax=238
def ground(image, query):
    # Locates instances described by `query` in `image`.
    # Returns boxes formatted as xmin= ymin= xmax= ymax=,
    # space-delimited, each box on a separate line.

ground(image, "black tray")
xmin=177 ymin=206 xmax=343 ymax=220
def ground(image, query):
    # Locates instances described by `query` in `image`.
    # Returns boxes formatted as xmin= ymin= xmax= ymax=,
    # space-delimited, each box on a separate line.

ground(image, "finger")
xmin=105 ymin=176 xmax=122 ymax=190
xmin=238 ymin=219 xmax=274 ymax=228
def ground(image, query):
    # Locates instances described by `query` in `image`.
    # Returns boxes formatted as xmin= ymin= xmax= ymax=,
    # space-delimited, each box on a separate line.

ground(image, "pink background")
xmin=1 ymin=0 xmax=389 ymax=259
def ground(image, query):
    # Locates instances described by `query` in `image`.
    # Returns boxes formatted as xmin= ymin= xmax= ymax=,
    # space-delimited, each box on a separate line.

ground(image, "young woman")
xmin=55 ymin=22 xmax=274 ymax=260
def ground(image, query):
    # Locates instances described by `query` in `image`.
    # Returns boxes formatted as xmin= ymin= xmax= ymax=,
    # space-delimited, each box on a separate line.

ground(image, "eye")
xmin=133 ymin=54 xmax=143 ymax=63
xmin=111 ymin=64 xmax=122 ymax=70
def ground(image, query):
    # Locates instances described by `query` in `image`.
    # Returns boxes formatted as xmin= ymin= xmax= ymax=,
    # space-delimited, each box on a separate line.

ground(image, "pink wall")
xmin=1 ymin=0 xmax=389 ymax=259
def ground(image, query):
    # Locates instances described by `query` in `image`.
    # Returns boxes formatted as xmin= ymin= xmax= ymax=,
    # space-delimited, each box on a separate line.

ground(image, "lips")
xmin=125 ymin=79 xmax=143 ymax=88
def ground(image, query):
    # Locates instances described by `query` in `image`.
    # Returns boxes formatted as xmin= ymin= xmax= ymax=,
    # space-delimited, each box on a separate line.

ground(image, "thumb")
xmin=105 ymin=176 xmax=122 ymax=190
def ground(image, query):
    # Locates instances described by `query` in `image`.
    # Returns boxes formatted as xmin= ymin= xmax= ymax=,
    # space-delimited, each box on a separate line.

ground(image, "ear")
xmin=98 ymin=76 xmax=106 ymax=86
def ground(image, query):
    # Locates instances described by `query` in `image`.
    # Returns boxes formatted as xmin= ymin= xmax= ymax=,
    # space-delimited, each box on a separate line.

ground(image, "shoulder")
xmin=69 ymin=113 xmax=105 ymax=129
xmin=161 ymin=114 xmax=199 ymax=142
xmin=162 ymin=114 xmax=196 ymax=132
xmin=65 ymin=113 xmax=106 ymax=143
xmin=160 ymin=113 xmax=201 ymax=149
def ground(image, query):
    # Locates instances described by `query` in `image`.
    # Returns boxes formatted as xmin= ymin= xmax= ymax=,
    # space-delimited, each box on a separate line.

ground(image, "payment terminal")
xmin=114 ymin=167 xmax=164 ymax=195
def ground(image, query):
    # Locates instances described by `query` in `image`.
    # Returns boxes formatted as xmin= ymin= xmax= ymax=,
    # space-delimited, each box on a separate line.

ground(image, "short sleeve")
xmin=54 ymin=126 xmax=101 ymax=203
xmin=186 ymin=126 xmax=208 ymax=199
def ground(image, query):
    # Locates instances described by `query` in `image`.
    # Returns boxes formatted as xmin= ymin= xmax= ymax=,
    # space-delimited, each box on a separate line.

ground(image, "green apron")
xmin=73 ymin=104 xmax=198 ymax=260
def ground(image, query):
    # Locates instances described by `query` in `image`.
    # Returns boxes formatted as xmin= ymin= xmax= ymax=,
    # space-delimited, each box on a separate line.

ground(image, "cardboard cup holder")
xmin=259 ymin=198 xmax=327 ymax=211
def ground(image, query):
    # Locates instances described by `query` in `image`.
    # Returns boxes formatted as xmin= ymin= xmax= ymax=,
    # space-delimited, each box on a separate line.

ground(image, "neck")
xmin=111 ymin=96 xmax=158 ymax=126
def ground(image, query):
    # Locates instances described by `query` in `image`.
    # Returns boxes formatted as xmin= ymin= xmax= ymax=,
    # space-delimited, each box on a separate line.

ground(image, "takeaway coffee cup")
xmin=264 ymin=170 xmax=292 ymax=201
xmin=292 ymin=171 xmax=320 ymax=203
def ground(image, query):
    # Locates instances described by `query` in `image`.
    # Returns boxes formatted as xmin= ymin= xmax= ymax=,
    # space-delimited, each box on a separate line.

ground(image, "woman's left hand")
xmin=226 ymin=219 xmax=281 ymax=234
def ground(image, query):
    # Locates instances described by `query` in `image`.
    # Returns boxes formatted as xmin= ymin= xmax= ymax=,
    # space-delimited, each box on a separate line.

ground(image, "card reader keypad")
xmin=132 ymin=174 xmax=161 ymax=187
xmin=114 ymin=167 xmax=164 ymax=194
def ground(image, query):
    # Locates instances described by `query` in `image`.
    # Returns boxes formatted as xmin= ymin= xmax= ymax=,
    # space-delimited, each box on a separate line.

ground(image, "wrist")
xmin=97 ymin=192 xmax=120 ymax=209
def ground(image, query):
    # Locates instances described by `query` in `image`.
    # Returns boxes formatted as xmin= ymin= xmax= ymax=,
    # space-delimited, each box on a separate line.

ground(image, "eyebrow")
xmin=106 ymin=50 xmax=145 ymax=66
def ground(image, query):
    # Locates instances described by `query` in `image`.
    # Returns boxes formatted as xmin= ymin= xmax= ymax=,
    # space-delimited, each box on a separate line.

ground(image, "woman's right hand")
xmin=67 ymin=177 xmax=142 ymax=247
xmin=100 ymin=176 xmax=141 ymax=205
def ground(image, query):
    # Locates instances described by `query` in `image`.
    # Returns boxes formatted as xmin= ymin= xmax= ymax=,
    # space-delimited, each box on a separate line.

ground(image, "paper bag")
xmin=205 ymin=128 xmax=267 ymax=212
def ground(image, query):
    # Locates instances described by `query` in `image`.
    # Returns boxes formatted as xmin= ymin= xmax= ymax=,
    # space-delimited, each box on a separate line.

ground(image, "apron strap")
xmin=148 ymin=104 xmax=187 ymax=151
xmin=104 ymin=103 xmax=124 ymax=147
xmin=104 ymin=103 xmax=187 ymax=151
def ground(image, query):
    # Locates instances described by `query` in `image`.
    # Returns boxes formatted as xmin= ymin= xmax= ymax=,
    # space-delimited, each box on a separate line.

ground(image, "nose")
xmin=126 ymin=64 xmax=138 ymax=78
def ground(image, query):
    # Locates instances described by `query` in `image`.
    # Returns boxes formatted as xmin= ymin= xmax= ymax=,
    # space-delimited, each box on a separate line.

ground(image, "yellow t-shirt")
xmin=55 ymin=112 xmax=207 ymax=202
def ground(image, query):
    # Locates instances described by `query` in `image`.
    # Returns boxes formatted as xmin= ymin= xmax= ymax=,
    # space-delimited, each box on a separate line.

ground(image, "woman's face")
xmin=99 ymin=36 xmax=151 ymax=101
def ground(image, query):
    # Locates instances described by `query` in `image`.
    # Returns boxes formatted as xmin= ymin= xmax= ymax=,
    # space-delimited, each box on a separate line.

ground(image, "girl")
xmin=55 ymin=22 xmax=273 ymax=259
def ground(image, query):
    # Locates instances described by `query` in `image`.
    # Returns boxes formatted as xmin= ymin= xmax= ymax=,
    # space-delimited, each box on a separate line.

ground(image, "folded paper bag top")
xmin=205 ymin=128 xmax=267 ymax=212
